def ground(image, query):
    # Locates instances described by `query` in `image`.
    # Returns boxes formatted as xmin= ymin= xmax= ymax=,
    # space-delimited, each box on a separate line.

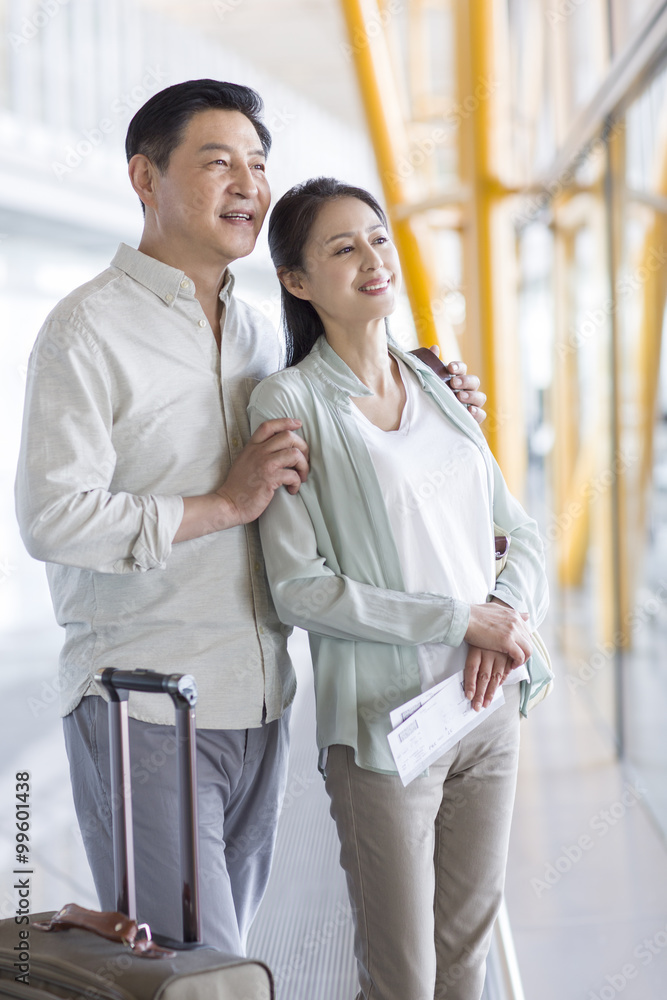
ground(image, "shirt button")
xmin=232 ymin=437 xmax=239 ymax=448
xmin=254 ymin=561 xmax=261 ymax=572
xmin=165 ymin=293 xmax=174 ymax=303
xmin=180 ymin=279 xmax=190 ymax=289
xmin=198 ymin=319 xmax=207 ymax=328
xmin=258 ymin=626 xmax=265 ymax=635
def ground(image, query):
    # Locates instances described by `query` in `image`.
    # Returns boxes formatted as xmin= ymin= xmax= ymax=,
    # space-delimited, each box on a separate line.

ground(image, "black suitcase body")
xmin=0 ymin=669 xmax=274 ymax=999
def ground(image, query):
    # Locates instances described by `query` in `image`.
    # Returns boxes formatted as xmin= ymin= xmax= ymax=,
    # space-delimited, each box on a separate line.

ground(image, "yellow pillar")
xmin=456 ymin=0 xmax=526 ymax=490
xmin=340 ymin=0 xmax=444 ymax=352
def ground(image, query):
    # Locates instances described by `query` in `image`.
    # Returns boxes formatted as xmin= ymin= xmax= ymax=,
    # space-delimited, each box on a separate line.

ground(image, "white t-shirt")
xmin=351 ymin=358 xmax=496 ymax=690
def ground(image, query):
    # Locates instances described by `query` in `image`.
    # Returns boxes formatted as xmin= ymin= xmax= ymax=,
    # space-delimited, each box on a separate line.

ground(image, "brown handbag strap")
xmin=32 ymin=903 xmax=176 ymax=959
xmin=408 ymin=347 xmax=454 ymax=382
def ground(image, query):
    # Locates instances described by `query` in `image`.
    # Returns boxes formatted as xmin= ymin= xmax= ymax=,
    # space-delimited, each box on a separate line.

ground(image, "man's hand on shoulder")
xmin=216 ymin=418 xmax=309 ymax=525
xmin=173 ymin=418 xmax=309 ymax=543
xmin=428 ymin=346 xmax=487 ymax=425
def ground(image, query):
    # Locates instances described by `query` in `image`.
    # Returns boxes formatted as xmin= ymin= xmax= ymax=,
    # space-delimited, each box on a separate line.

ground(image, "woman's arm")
xmin=252 ymin=437 xmax=533 ymax=667
xmin=257 ymin=478 xmax=470 ymax=648
xmin=488 ymin=454 xmax=549 ymax=630
xmin=461 ymin=453 xmax=550 ymax=709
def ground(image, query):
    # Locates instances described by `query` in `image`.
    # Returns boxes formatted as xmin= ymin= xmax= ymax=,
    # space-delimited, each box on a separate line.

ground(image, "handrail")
xmin=490 ymin=899 xmax=526 ymax=1000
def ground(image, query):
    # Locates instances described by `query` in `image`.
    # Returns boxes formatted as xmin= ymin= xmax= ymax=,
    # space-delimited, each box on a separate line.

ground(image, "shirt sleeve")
xmin=249 ymin=402 xmax=470 ymax=647
xmin=15 ymin=317 xmax=184 ymax=574
xmin=488 ymin=453 xmax=549 ymax=629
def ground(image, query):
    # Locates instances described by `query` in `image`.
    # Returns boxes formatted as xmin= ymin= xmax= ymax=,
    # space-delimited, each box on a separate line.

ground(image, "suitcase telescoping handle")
xmin=94 ymin=668 xmax=202 ymax=944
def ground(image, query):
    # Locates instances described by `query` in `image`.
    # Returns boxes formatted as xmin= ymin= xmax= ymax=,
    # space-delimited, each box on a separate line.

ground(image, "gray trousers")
xmin=324 ymin=683 xmax=521 ymax=1000
xmin=63 ymin=695 xmax=290 ymax=953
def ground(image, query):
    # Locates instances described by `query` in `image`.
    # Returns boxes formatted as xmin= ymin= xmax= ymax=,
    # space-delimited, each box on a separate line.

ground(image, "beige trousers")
xmin=324 ymin=683 xmax=521 ymax=1000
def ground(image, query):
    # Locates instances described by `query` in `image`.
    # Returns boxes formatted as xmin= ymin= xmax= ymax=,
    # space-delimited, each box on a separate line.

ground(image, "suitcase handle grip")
xmin=96 ymin=667 xmax=198 ymax=707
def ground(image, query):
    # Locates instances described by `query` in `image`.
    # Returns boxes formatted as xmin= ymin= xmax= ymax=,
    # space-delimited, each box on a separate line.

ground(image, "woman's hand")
xmin=429 ymin=346 xmax=487 ymax=425
xmin=463 ymin=597 xmax=532 ymax=710
xmin=464 ymin=646 xmax=515 ymax=711
xmin=464 ymin=600 xmax=532 ymax=665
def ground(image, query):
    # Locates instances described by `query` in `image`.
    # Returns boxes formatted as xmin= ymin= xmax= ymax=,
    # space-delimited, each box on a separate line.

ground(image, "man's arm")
xmin=16 ymin=319 xmax=185 ymax=573
xmin=16 ymin=319 xmax=308 ymax=570
xmin=173 ymin=418 xmax=309 ymax=542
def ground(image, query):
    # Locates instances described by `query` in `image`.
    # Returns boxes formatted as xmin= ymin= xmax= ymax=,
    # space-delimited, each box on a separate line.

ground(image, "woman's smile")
xmin=358 ymin=276 xmax=392 ymax=294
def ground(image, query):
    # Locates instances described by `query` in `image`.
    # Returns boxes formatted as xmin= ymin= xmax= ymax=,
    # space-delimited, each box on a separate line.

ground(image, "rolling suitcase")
xmin=0 ymin=668 xmax=274 ymax=998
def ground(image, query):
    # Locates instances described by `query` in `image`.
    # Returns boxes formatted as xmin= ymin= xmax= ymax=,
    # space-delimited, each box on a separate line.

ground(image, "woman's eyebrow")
xmin=324 ymin=223 xmax=384 ymax=245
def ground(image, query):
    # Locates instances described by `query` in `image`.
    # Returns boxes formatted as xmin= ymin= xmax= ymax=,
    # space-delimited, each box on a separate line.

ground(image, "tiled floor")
xmin=506 ymin=637 xmax=667 ymax=999
xmin=3 ymin=609 xmax=667 ymax=998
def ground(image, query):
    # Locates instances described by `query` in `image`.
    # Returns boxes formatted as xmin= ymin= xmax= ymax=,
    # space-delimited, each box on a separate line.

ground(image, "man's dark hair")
xmin=268 ymin=177 xmax=388 ymax=366
xmin=125 ymin=79 xmax=272 ymax=172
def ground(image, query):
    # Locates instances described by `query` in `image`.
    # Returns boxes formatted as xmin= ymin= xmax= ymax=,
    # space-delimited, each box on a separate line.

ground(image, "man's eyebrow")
xmin=198 ymin=142 xmax=266 ymax=157
xmin=324 ymin=223 xmax=384 ymax=245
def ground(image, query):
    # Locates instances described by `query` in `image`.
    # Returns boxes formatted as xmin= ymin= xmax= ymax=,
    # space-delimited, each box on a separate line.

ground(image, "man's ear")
xmin=277 ymin=266 xmax=310 ymax=301
xmin=128 ymin=154 xmax=159 ymax=212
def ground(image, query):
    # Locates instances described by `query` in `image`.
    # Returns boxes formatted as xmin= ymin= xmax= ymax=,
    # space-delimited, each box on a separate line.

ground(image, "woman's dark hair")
xmin=268 ymin=177 xmax=388 ymax=366
xmin=125 ymin=79 xmax=271 ymax=172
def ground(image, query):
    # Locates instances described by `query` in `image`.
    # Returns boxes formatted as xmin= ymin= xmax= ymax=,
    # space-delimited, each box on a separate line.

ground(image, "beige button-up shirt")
xmin=15 ymin=243 xmax=296 ymax=729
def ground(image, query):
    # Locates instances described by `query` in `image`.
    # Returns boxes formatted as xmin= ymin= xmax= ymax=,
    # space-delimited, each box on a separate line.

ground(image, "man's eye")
xmin=212 ymin=159 xmax=228 ymax=167
xmin=252 ymin=163 xmax=266 ymax=171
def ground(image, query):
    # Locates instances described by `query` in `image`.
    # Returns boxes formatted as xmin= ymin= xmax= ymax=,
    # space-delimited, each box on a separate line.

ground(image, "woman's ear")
xmin=277 ymin=266 xmax=310 ymax=301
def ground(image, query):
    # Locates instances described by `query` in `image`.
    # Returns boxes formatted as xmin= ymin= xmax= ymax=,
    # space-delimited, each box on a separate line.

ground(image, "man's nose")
xmin=229 ymin=163 xmax=259 ymax=198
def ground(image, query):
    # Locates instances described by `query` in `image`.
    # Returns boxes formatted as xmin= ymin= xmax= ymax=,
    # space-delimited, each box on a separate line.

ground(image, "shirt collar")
xmin=300 ymin=332 xmax=485 ymax=439
xmin=303 ymin=336 xmax=374 ymax=398
xmin=302 ymin=333 xmax=421 ymax=399
xmin=111 ymin=243 xmax=235 ymax=307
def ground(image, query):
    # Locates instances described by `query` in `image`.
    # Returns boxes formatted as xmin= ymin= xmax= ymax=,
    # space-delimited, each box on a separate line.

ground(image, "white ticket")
xmin=387 ymin=670 xmax=506 ymax=787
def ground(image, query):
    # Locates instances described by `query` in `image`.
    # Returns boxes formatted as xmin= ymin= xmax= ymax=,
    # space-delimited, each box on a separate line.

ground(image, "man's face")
xmin=150 ymin=108 xmax=271 ymax=269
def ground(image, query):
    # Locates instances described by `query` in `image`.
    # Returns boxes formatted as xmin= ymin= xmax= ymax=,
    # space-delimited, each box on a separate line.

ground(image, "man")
xmin=15 ymin=80 xmax=487 ymax=952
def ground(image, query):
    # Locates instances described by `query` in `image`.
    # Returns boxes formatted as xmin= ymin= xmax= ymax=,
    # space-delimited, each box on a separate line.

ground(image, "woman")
xmin=248 ymin=178 xmax=548 ymax=1000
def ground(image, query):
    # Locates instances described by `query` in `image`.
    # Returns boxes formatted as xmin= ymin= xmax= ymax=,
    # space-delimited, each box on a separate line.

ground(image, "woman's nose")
xmin=361 ymin=244 xmax=383 ymax=269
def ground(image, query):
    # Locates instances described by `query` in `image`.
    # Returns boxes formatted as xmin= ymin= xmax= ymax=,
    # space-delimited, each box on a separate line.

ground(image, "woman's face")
xmin=286 ymin=196 xmax=402 ymax=331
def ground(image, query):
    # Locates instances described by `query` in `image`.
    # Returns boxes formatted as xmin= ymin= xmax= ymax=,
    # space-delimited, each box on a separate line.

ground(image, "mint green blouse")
xmin=248 ymin=336 xmax=549 ymax=773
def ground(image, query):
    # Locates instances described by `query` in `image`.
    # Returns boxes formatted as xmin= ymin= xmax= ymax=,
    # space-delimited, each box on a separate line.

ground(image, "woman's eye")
xmin=374 ymin=236 xmax=388 ymax=245
xmin=336 ymin=246 xmax=354 ymax=255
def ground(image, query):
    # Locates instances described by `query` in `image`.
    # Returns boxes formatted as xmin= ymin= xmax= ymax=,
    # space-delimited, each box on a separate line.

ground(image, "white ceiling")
xmin=139 ymin=0 xmax=367 ymax=129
